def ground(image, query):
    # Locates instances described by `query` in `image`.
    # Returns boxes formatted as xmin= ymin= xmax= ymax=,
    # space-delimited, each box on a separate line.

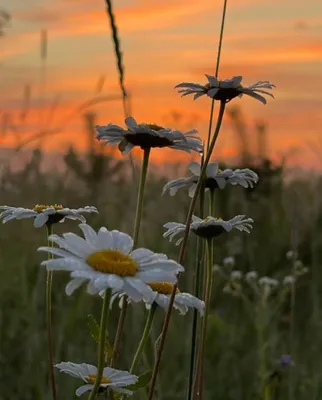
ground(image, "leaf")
xmin=154 ymin=333 xmax=163 ymax=354
xmin=126 ymin=370 xmax=152 ymax=391
xmin=86 ymin=314 xmax=114 ymax=358
xmin=87 ymin=314 xmax=100 ymax=343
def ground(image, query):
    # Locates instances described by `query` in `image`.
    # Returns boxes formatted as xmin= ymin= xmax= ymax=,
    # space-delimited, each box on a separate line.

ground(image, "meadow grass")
xmin=0 ymin=149 xmax=321 ymax=399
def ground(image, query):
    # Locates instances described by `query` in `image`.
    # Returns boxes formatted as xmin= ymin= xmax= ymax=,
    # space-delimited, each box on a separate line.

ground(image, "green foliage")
xmin=0 ymin=150 xmax=321 ymax=399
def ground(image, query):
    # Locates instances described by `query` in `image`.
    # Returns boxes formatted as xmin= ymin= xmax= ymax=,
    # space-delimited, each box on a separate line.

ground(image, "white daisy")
xmin=245 ymin=271 xmax=258 ymax=281
xmin=55 ymin=362 xmax=138 ymax=397
xmin=230 ymin=270 xmax=243 ymax=280
xmin=223 ymin=256 xmax=235 ymax=267
xmin=258 ymin=277 xmax=279 ymax=287
xmin=0 ymin=204 xmax=98 ymax=228
xmin=163 ymin=215 xmax=254 ymax=244
xmin=112 ymin=282 xmax=204 ymax=316
xmin=147 ymin=282 xmax=204 ymax=315
xmin=38 ymin=224 xmax=184 ymax=302
xmin=96 ymin=116 xmax=202 ymax=155
xmin=283 ymin=275 xmax=296 ymax=286
xmin=162 ymin=162 xmax=258 ymax=197
xmin=175 ymin=75 xmax=275 ymax=104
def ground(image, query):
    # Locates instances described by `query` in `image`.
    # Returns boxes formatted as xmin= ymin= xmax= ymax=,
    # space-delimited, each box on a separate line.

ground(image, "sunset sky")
xmin=1 ymin=0 xmax=322 ymax=168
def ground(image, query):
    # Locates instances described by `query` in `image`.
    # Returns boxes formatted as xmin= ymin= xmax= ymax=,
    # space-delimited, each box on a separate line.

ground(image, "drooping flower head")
xmin=0 ymin=205 xmax=98 ymax=228
xmin=147 ymin=282 xmax=204 ymax=315
xmin=55 ymin=362 xmax=138 ymax=396
xmin=96 ymin=117 xmax=202 ymax=155
xmin=111 ymin=282 xmax=205 ymax=316
xmin=163 ymin=215 xmax=254 ymax=245
xmin=39 ymin=224 xmax=184 ymax=302
xmin=175 ymin=75 xmax=275 ymax=104
xmin=162 ymin=161 xmax=258 ymax=197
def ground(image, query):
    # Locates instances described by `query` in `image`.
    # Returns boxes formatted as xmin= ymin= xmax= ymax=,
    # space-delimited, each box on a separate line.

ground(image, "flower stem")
xmin=148 ymin=101 xmax=226 ymax=400
xmin=130 ymin=303 xmax=157 ymax=373
xmin=206 ymin=101 xmax=215 ymax=152
xmin=133 ymin=147 xmax=150 ymax=247
xmin=187 ymin=187 xmax=205 ymax=400
xmin=46 ymin=224 xmax=57 ymax=400
xmin=111 ymin=147 xmax=150 ymax=367
xmin=288 ymin=281 xmax=296 ymax=400
xmin=192 ymin=238 xmax=214 ymax=400
xmin=88 ymin=290 xmax=112 ymax=400
xmin=206 ymin=0 xmax=228 ymax=151
xmin=209 ymin=188 xmax=215 ymax=217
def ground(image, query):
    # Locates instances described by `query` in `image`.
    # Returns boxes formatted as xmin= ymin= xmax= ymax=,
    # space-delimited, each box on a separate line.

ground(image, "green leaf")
xmin=126 ymin=370 xmax=152 ymax=391
xmin=86 ymin=314 xmax=114 ymax=358
xmin=87 ymin=314 xmax=100 ymax=343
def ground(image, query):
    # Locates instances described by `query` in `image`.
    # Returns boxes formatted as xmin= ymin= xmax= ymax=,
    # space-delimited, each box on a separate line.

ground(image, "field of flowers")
xmin=1 ymin=1 xmax=322 ymax=400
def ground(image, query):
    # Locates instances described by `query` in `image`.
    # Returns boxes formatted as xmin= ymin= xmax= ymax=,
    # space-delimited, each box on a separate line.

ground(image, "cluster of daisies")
xmin=0 ymin=73 xmax=275 ymax=397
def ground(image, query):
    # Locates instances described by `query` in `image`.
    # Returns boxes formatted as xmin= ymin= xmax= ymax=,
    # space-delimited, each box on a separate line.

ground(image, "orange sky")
xmin=1 ymin=0 xmax=322 ymax=169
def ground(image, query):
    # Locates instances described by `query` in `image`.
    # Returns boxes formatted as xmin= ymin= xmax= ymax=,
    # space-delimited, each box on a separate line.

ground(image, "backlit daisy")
xmin=0 ymin=205 xmax=98 ymax=228
xmin=55 ymin=362 xmax=138 ymax=396
xmin=175 ymin=75 xmax=275 ymax=104
xmin=39 ymin=224 xmax=184 ymax=301
xmin=162 ymin=162 xmax=258 ymax=197
xmin=96 ymin=116 xmax=202 ymax=155
xmin=164 ymin=215 xmax=254 ymax=245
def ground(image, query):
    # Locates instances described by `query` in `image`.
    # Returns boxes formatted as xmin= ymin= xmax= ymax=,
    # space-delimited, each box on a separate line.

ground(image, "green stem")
xmin=111 ymin=147 xmax=150 ymax=367
xmin=46 ymin=224 xmax=57 ymax=400
xmin=132 ymin=147 xmax=150 ymax=247
xmin=206 ymin=101 xmax=215 ymax=152
xmin=257 ymin=304 xmax=269 ymax=400
xmin=209 ymin=188 xmax=215 ymax=217
xmin=88 ymin=290 xmax=112 ymax=400
xmin=148 ymin=101 xmax=226 ymax=400
xmin=288 ymin=281 xmax=295 ymax=400
xmin=192 ymin=238 xmax=214 ymax=400
xmin=206 ymin=0 xmax=228 ymax=152
xmin=187 ymin=189 xmax=205 ymax=400
xmin=130 ymin=303 xmax=157 ymax=373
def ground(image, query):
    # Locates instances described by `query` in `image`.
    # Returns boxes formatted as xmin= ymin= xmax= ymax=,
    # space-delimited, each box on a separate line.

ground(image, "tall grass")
xmin=0 ymin=150 xmax=321 ymax=399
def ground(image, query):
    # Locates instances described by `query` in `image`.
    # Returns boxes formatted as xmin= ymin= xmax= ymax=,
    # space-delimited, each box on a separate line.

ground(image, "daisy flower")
xmin=111 ymin=282 xmax=204 ymax=316
xmin=147 ymin=282 xmax=204 ymax=315
xmin=162 ymin=161 xmax=258 ymax=197
xmin=175 ymin=75 xmax=275 ymax=104
xmin=163 ymin=215 xmax=254 ymax=245
xmin=55 ymin=362 xmax=138 ymax=396
xmin=39 ymin=224 xmax=184 ymax=301
xmin=96 ymin=116 xmax=202 ymax=155
xmin=0 ymin=204 xmax=98 ymax=228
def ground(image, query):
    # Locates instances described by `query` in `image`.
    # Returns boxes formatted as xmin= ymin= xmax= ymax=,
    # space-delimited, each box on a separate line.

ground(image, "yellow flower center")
xmin=86 ymin=250 xmax=138 ymax=276
xmin=145 ymin=123 xmax=164 ymax=131
xmin=148 ymin=282 xmax=179 ymax=295
xmin=33 ymin=204 xmax=63 ymax=213
xmin=87 ymin=374 xmax=112 ymax=384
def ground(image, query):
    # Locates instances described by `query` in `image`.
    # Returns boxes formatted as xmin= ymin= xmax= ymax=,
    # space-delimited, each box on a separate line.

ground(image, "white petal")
xmin=111 ymin=231 xmax=133 ymax=254
xmin=96 ymin=227 xmax=113 ymax=249
xmin=65 ymin=278 xmax=87 ymax=295
xmin=206 ymin=163 xmax=219 ymax=177
xmin=78 ymin=224 xmax=98 ymax=246
xmin=76 ymin=384 xmax=93 ymax=397
xmin=42 ymin=258 xmax=88 ymax=271
xmin=125 ymin=116 xmax=138 ymax=130
xmin=34 ymin=213 xmax=48 ymax=228
xmin=62 ymin=233 xmax=94 ymax=256
xmin=205 ymin=74 xmax=219 ymax=87
xmin=188 ymin=161 xmax=201 ymax=176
